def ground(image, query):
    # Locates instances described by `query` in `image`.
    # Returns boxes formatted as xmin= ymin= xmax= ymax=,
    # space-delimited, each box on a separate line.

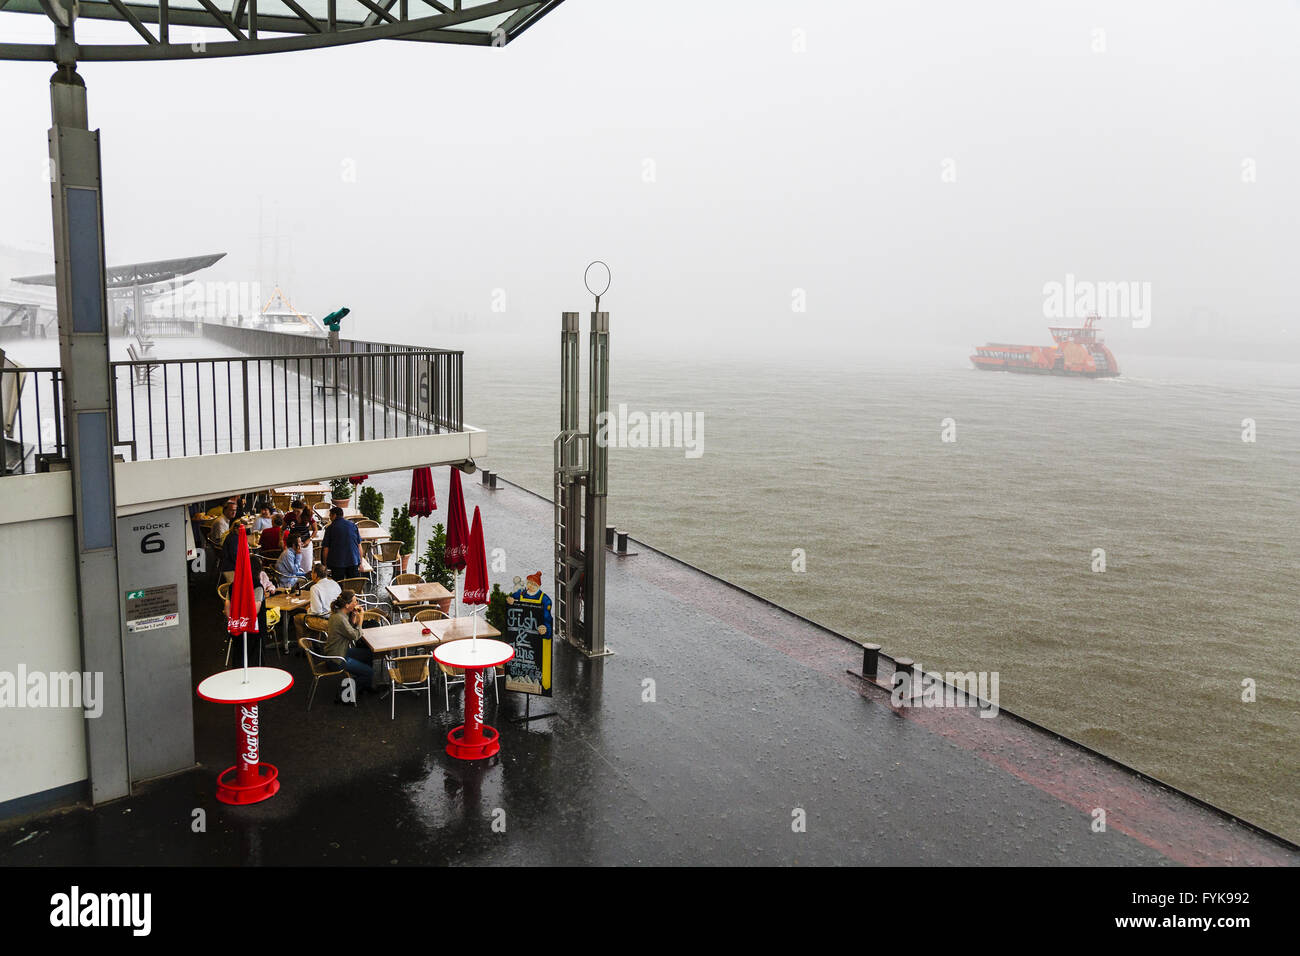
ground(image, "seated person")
xmin=221 ymin=516 xmax=256 ymax=570
xmin=274 ymin=536 xmax=312 ymax=588
xmin=308 ymin=563 xmax=341 ymax=616
xmin=259 ymin=513 xmax=284 ymax=553
xmin=208 ymin=500 xmax=237 ymax=546
xmin=325 ymin=590 xmax=374 ymax=689
xmin=252 ymin=504 xmax=274 ymax=533
xmin=292 ymin=563 xmax=338 ymax=646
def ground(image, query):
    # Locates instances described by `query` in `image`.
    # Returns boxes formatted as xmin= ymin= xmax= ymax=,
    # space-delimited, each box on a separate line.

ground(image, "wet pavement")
xmin=1 ymin=477 xmax=1295 ymax=866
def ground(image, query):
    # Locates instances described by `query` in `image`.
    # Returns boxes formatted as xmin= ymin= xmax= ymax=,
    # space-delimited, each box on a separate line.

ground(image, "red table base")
xmin=446 ymin=723 xmax=500 ymax=760
xmin=215 ymin=762 xmax=281 ymax=805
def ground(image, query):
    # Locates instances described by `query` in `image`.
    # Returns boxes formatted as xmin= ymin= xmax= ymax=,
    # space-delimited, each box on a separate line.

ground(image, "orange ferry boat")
xmin=971 ymin=315 xmax=1119 ymax=377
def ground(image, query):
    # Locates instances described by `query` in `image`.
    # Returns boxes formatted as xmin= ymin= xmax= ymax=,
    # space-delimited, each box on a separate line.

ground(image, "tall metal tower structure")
xmin=2 ymin=0 xmax=566 ymax=804
xmin=554 ymin=262 xmax=610 ymax=657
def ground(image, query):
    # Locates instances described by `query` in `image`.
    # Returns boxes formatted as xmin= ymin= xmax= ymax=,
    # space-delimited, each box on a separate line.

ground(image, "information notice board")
xmin=503 ymin=602 xmax=552 ymax=697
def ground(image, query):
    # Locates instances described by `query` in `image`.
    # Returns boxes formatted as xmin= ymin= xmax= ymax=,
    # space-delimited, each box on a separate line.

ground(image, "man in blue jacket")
xmin=322 ymin=506 xmax=362 ymax=582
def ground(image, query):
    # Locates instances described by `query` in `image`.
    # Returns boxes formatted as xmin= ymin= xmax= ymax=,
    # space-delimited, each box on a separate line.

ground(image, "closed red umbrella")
xmin=445 ymin=467 xmax=470 ymax=615
xmin=410 ymin=467 xmax=435 ymax=517
xmin=226 ymin=524 xmax=259 ymax=681
xmin=409 ymin=467 xmax=435 ymax=574
xmin=445 ymin=467 xmax=468 ymax=570
xmin=462 ymin=506 xmax=489 ymax=646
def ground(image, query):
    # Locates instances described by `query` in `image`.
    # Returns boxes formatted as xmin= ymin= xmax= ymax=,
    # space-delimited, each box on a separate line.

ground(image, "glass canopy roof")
xmin=0 ymin=0 xmax=563 ymax=61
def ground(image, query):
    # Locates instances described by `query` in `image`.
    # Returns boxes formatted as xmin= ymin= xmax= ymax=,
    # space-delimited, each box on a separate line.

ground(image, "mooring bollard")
xmin=606 ymin=525 xmax=616 ymax=549
xmin=861 ymin=642 xmax=881 ymax=680
xmin=616 ymin=531 xmax=629 ymax=553
xmin=489 ymin=473 xmax=498 ymax=489
xmin=482 ymin=470 xmax=492 ymax=486
xmin=893 ymin=657 xmax=914 ymax=700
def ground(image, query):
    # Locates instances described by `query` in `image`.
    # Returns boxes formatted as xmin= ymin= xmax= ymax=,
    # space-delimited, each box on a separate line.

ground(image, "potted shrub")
xmin=358 ymin=485 xmax=384 ymax=523
xmin=420 ymin=522 xmax=455 ymax=613
xmin=486 ymin=582 xmax=508 ymax=634
xmin=330 ymin=477 xmax=353 ymax=509
xmin=390 ymin=504 xmax=416 ymax=572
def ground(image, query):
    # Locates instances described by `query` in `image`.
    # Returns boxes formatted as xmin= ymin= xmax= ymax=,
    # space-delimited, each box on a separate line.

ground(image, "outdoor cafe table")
xmin=386 ymin=582 xmax=454 ymax=617
xmin=434 ymin=637 xmax=513 ymax=761
xmin=362 ymin=616 xmax=500 ymax=670
xmin=264 ymin=591 xmax=310 ymax=651
xmin=196 ymin=667 xmax=293 ymax=805
xmin=363 ymin=620 xmax=446 ymax=656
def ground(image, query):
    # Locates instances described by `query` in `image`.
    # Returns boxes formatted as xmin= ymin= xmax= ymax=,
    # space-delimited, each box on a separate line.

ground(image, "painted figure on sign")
xmin=507 ymin=572 xmax=552 ymax=636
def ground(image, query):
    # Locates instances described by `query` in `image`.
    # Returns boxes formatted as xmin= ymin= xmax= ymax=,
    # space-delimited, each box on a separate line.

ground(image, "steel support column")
xmin=49 ymin=59 xmax=131 ymax=803
xmin=582 ymin=311 xmax=609 ymax=656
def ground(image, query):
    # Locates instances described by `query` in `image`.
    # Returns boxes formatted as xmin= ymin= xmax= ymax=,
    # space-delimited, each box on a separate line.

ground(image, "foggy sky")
xmin=1 ymin=0 xmax=1298 ymax=359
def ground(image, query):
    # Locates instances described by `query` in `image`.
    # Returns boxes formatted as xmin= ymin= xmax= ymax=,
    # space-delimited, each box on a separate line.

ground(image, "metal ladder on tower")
xmin=553 ymin=430 xmax=589 ymax=645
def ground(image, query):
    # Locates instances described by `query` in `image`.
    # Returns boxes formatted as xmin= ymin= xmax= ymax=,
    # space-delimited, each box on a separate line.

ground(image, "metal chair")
xmin=385 ymin=653 xmax=433 ymax=718
xmin=373 ymin=540 xmax=403 ymax=582
xmin=299 ymin=637 xmax=353 ymax=710
xmin=436 ymin=658 xmax=465 ymax=710
xmin=337 ymin=576 xmax=371 ymax=595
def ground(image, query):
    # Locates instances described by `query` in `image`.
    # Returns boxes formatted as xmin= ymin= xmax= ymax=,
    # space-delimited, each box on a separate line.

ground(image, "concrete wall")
xmin=0 ymin=475 xmax=87 ymax=808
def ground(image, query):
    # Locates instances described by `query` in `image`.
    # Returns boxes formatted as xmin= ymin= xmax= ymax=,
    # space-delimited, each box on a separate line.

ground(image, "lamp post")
xmin=43 ymin=0 xmax=131 ymax=803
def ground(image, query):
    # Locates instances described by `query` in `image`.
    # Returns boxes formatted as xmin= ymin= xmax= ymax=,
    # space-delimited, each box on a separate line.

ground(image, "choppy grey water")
xmin=460 ymin=344 xmax=1300 ymax=843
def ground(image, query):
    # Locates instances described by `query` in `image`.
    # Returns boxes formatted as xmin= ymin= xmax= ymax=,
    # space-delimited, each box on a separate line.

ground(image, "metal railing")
xmin=110 ymin=349 xmax=462 ymax=461
xmin=1 ymin=347 xmax=462 ymax=474
xmin=1 ymin=365 xmax=64 ymax=474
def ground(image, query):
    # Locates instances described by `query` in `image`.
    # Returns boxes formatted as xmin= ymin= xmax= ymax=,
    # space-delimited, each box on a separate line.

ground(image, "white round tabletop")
xmin=197 ymin=667 xmax=295 ymax=704
xmin=434 ymin=638 xmax=515 ymax=669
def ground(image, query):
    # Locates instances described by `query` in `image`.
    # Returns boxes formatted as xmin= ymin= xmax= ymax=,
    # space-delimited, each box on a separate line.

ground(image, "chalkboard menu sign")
xmin=504 ymin=601 xmax=552 ymax=697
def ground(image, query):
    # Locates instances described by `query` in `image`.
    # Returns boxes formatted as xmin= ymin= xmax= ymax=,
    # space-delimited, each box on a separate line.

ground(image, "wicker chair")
xmin=361 ymin=610 xmax=390 ymax=628
xmin=385 ymin=653 xmax=433 ymax=718
xmin=372 ymin=540 xmax=403 ymax=581
xmin=392 ymin=573 xmax=424 ymax=586
xmin=335 ymin=574 xmax=368 ymax=591
xmin=299 ymin=637 xmax=353 ymax=710
xmin=303 ymin=614 xmax=330 ymax=641
xmin=355 ymin=519 xmax=380 ymax=529
xmin=412 ymin=607 xmax=448 ymax=623
xmin=436 ymin=658 xmax=465 ymax=710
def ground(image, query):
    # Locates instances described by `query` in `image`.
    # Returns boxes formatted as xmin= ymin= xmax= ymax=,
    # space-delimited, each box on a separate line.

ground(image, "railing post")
xmin=241 ymin=360 xmax=250 ymax=452
xmin=357 ymin=353 xmax=366 ymax=442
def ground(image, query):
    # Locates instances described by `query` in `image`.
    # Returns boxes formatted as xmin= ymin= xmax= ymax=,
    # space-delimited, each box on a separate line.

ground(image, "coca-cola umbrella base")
xmin=197 ymin=667 xmax=294 ymax=805
xmin=197 ymin=522 xmax=294 ymax=805
xmin=436 ymin=504 xmax=512 ymax=761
